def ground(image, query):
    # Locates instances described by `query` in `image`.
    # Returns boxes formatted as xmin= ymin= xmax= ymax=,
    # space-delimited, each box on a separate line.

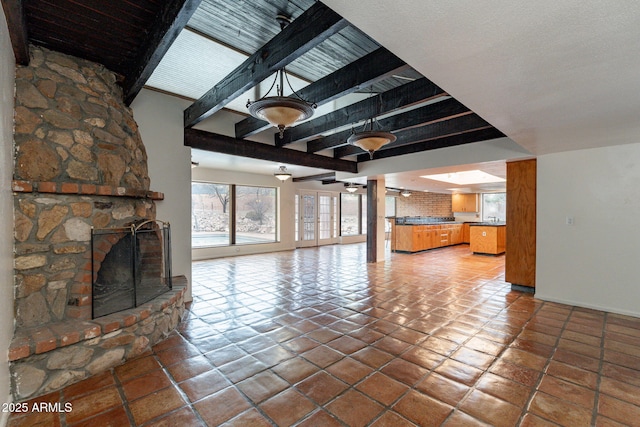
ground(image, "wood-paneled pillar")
xmin=367 ymin=178 xmax=386 ymax=263
xmin=506 ymin=159 xmax=536 ymax=290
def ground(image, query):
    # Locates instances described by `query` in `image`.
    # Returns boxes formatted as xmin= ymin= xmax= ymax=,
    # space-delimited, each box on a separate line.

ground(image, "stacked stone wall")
xmin=14 ymin=46 xmax=150 ymax=189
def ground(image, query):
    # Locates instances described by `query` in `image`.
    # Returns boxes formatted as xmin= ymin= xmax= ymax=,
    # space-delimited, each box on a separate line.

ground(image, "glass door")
xmin=297 ymin=191 xmax=339 ymax=247
xmin=318 ymin=192 xmax=338 ymax=246
xmin=298 ymin=191 xmax=317 ymax=247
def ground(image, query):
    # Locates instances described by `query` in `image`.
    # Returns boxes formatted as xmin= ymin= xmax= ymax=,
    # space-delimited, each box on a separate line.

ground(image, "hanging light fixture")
xmin=247 ymin=15 xmax=316 ymax=138
xmin=274 ymin=165 xmax=292 ymax=181
xmin=401 ymin=189 xmax=411 ymax=197
xmin=348 ymin=93 xmax=396 ymax=159
xmin=345 ymin=183 xmax=358 ymax=193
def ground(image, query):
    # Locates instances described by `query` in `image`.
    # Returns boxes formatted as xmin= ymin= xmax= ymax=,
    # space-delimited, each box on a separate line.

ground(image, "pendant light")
xmin=347 ymin=92 xmax=396 ymax=159
xmin=345 ymin=183 xmax=358 ymax=193
xmin=247 ymin=15 xmax=316 ymax=138
xmin=274 ymin=165 xmax=292 ymax=181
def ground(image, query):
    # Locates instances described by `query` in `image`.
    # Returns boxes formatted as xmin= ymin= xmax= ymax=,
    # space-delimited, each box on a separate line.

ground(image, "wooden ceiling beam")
xmin=334 ymin=113 xmax=493 ymax=158
xmin=356 ymin=127 xmax=506 ymax=162
xmin=280 ymin=77 xmax=445 ymax=147
xmin=1 ymin=0 xmax=30 ymax=65
xmin=305 ymin=97 xmax=471 ymax=155
xmin=234 ymin=47 xmax=409 ymax=138
xmin=184 ymin=2 xmax=347 ymax=127
xmin=123 ymin=0 xmax=203 ymax=105
xmin=185 ymin=128 xmax=357 ymax=173
xmin=292 ymin=172 xmax=336 ymax=182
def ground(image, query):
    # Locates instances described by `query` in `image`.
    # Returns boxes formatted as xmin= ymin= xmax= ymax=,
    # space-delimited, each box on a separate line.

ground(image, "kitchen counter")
xmin=468 ymin=222 xmax=507 ymax=227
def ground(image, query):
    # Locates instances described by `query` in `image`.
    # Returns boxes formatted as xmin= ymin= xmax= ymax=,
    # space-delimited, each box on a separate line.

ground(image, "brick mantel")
xmin=12 ymin=180 xmax=164 ymax=200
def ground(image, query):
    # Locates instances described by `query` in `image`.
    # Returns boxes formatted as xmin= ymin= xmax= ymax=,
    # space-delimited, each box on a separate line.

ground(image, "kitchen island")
xmin=469 ymin=223 xmax=506 ymax=255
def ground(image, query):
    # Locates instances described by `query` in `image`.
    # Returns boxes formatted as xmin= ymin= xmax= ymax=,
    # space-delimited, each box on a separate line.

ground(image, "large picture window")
xmin=235 ymin=185 xmax=276 ymax=244
xmin=341 ymin=193 xmax=368 ymax=236
xmin=192 ymin=183 xmax=230 ymax=247
xmin=192 ymin=182 xmax=277 ymax=248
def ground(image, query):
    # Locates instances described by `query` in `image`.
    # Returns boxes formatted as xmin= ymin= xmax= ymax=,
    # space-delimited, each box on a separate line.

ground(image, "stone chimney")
xmin=9 ymin=46 xmax=185 ymax=401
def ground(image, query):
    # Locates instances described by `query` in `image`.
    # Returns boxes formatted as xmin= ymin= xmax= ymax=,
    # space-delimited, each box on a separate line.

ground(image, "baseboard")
xmin=534 ymin=293 xmax=640 ymax=319
xmin=511 ymin=284 xmax=535 ymax=294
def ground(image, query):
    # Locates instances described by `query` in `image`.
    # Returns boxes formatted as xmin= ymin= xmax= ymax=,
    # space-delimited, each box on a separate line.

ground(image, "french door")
xmin=297 ymin=191 xmax=338 ymax=247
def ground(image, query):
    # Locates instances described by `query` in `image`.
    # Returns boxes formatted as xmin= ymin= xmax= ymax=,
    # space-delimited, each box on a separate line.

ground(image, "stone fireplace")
xmin=9 ymin=46 xmax=186 ymax=400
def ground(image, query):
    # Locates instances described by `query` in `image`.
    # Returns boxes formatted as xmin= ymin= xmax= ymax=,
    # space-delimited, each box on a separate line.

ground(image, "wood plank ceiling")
xmin=2 ymin=0 xmax=504 ymax=176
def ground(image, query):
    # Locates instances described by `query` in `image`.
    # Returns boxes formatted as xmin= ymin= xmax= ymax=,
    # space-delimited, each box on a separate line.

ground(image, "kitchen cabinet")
xmin=393 ymin=223 xmax=463 ymax=252
xmin=452 ymin=193 xmax=479 ymax=212
xmin=470 ymin=224 xmax=506 ymax=255
xmin=462 ymin=223 xmax=471 ymax=243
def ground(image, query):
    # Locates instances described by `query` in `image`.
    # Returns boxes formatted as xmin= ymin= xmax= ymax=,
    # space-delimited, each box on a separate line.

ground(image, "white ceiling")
xmin=149 ymin=1 xmax=640 ymax=193
xmin=323 ymin=0 xmax=640 ymax=156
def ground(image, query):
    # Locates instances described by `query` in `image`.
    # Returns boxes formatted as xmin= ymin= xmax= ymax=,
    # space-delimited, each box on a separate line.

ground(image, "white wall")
xmin=536 ymin=143 xmax=640 ymax=317
xmin=0 ymin=7 xmax=16 ymax=423
xmin=130 ymin=89 xmax=193 ymax=300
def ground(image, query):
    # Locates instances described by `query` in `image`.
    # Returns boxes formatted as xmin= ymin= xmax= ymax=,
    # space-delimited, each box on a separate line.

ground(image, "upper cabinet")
xmin=452 ymin=193 xmax=479 ymax=212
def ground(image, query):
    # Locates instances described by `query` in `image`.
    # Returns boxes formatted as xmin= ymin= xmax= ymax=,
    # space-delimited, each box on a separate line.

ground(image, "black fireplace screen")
xmin=91 ymin=220 xmax=172 ymax=318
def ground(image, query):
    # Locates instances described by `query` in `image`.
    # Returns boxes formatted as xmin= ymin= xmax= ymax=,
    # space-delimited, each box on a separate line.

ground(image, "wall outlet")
xmin=566 ymin=216 xmax=575 ymax=226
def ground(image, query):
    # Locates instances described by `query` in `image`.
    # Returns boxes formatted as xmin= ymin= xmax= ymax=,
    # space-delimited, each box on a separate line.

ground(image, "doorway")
xmin=296 ymin=191 xmax=339 ymax=247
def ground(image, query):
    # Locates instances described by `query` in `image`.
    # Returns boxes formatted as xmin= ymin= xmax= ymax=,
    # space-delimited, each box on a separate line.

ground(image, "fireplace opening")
xmin=92 ymin=220 xmax=172 ymax=318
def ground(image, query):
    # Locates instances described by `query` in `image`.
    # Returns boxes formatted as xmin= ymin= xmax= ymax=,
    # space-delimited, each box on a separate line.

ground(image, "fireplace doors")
xmin=91 ymin=220 xmax=172 ymax=318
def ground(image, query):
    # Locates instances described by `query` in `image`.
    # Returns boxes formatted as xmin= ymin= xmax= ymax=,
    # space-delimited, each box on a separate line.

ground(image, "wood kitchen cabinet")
xmin=462 ymin=223 xmax=471 ymax=243
xmin=393 ymin=223 xmax=463 ymax=252
xmin=452 ymin=194 xmax=479 ymax=212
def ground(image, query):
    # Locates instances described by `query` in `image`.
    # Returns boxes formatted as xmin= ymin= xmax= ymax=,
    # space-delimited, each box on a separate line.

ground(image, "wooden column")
xmin=506 ymin=159 xmax=536 ymax=290
xmin=366 ymin=178 xmax=386 ymax=263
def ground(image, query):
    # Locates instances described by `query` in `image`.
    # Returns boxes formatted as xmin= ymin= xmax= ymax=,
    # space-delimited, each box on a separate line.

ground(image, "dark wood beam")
xmin=184 ymin=2 xmax=347 ymax=127
xmin=1 ymin=0 xmax=30 ymax=65
xmin=356 ymin=127 xmax=505 ymax=162
xmin=123 ymin=0 xmax=203 ymax=105
xmin=235 ymin=47 xmax=409 ymax=138
xmin=307 ymin=130 xmax=353 ymax=153
xmin=280 ymin=77 xmax=445 ymax=146
xmin=185 ymin=128 xmax=357 ymax=173
xmin=292 ymin=172 xmax=336 ymax=182
xmin=335 ymin=113 xmax=492 ymax=158
xmin=305 ymin=97 xmax=470 ymax=155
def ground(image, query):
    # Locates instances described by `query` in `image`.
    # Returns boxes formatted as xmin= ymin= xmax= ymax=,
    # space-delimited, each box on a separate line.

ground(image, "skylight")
xmin=420 ymin=170 xmax=505 ymax=185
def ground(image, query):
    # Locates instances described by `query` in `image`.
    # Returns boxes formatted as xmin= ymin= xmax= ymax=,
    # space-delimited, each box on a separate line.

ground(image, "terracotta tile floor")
xmin=9 ymin=244 xmax=640 ymax=426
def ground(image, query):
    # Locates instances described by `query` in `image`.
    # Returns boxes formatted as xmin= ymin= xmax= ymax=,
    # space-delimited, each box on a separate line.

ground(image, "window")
xmin=385 ymin=196 xmax=396 ymax=217
xmin=482 ymin=192 xmax=506 ymax=222
xmin=235 ymin=186 xmax=277 ymax=244
xmin=192 ymin=182 xmax=277 ymax=248
xmin=341 ymin=193 xmax=369 ymax=236
xmin=191 ymin=182 xmax=230 ymax=247
xmin=361 ymin=195 xmax=367 ymax=235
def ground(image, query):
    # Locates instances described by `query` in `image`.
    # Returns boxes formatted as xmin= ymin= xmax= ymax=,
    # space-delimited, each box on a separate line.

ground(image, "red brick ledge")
xmin=9 ymin=277 xmax=186 ymax=362
xmin=11 ymin=180 xmax=164 ymax=200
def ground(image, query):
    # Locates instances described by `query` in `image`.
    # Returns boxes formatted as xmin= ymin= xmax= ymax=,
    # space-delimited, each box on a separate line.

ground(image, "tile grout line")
xmin=591 ymin=311 xmax=608 ymax=426
xmin=516 ymin=304 xmax=575 ymax=426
